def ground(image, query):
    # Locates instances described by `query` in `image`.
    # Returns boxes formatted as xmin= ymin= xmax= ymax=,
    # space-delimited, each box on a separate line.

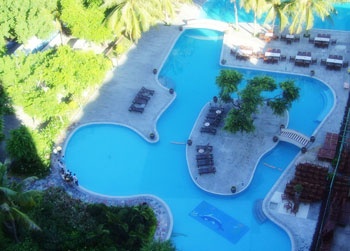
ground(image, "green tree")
xmin=216 ymin=70 xmax=300 ymax=133
xmin=0 ymin=0 xmax=56 ymax=54
xmin=240 ymin=0 xmax=269 ymax=35
xmin=103 ymin=0 xmax=188 ymax=42
xmin=285 ymin=0 xmax=336 ymax=34
xmin=0 ymin=162 xmax=41 ymax=243
xmin=215 ymin=69 xmax=243 ymax=103
xmin=264 ymin=0 xmax=289 ymax=32
xmin=60 ymin=0 xmax=113 ymax=43
xmin=6 ymin=126 xmax=45 ymax=176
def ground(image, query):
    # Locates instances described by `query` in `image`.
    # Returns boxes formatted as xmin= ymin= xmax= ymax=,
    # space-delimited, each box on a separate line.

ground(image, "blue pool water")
xmin=65 ymin=28 xmax=334 ymax=251
xmin=201 ymin=0 xmax=350 ymax=31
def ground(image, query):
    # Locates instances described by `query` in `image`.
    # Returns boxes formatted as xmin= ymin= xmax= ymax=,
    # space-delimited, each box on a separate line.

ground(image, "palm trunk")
xmin=254 ymin=14 xmax=257 ymax=36
xmin=232 ymin=0 xmax=239 ymax=30
xmin=4 ymin=219 xmax=19 ymax=243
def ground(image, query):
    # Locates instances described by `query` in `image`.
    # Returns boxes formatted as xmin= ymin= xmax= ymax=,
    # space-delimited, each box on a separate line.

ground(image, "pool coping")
xmin=50 ymin=3 xmax=349 ymax=249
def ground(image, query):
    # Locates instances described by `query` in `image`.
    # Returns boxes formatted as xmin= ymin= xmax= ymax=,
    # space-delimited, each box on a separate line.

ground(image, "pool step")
xmin=279 ymin=128 xmax=310 ymax=148
xmin=254 ymin=199 xmax=267 ymax=224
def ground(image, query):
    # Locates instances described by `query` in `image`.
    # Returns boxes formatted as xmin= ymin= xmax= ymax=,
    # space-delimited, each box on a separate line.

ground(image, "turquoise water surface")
xmin=65 ymin=28 xmax=334 ymax=250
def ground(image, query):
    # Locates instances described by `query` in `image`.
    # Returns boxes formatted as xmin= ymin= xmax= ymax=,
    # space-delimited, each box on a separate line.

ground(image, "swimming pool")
xmin=64 ymin=28 xmax=334 ymax=250
xmin=201 ymin=0 xmax=350 ymax=31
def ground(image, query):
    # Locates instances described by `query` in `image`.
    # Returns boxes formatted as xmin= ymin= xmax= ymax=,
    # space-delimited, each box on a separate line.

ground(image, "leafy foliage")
xmin=6 ymin=126 xmax=46 ymax=176
xmin=216 ymin=70 xmax=300 ymax=133
xmin=103 ymin=0 xmax=187 ymax=41
xmin=141 ymin=240 xmax=177 ymax=251
xmin=0 ymin=46 xmax=112 ymax=175
xmin=0 ymin=162 xmax=41 ymax=244
xmin=0 ymin=0 xmax=56 ymax=54
xmin=60 ymin=0 xmax=113 ymax=43
xmin=7 ymin=187 xmax=159 ymax=251
xmin=215 ymin=69 xmax=243 ymax=103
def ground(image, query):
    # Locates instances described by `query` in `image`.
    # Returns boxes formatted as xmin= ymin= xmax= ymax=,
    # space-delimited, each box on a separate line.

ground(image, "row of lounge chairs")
xmin=200 ymin=107 xmax=225 ymax=135
xmin=129 ymin=87 xmax=155 ymax=113
xmin=196 ymin=144 xmax=216 ymax=175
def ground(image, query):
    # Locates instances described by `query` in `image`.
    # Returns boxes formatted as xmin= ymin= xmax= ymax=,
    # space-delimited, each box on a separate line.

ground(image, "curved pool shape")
xmin=65 ymin=28 xmax=334 ymax=251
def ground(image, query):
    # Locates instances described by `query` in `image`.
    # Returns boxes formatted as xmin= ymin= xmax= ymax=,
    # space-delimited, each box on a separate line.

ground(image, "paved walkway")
xmin=22 ymin=1 xmax=350 ymax=250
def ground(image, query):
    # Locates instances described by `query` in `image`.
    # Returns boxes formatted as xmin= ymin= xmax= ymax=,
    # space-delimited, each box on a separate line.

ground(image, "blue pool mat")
xmin=189 ymin=201 xmax=249 ymax=244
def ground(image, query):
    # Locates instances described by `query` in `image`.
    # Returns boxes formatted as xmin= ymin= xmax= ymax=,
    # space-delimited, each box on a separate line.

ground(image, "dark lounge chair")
xmin=196 ymin=153 xmax=213 ymax=160
xmin=140 ymin=86 xmax=155 ymax=96
xmin=196 ymin=144 xmax=213 ymax=153
xmin=133 ymin=97 xmax=148 ymax=105
xmin=209 ymin=107 xmax=224 ymax=113
xmin=198 ymin=166 xmax=216 ymax=175
xmin=197 ymin=158 xmax=214 ymax=167
xmin=129 ymin=105 xmax=144 ymax=113
xmin=200 ymin=127 xmax=217 ymax=135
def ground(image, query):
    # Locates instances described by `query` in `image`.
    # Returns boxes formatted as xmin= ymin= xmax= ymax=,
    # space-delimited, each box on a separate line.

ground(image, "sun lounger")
xmin=196 ymin=145 xmax=213 ymax=153
xmin=140 ymin=86 xmax=155 ymax=96
xmin=198 ymin=166 xmax=216 ymax=175
xmin=200 ymin=127 xmax=217 ymax=135
xmin=196 ymin=154 xmax=213 ymax=160
xmin=136 ymin=93 xmax=151 ymax=100
xmin=204 ymin=118 xmax=221 ymax=127
xmin=197 ymin=158 xmax=214 ymax=167
xmin=129 ymin=104 xmax=144 ymax=113
xmin=133 ymin=97 xmax=148 ymax=105
xmin=206 ymin=112 xmax=222 ymax=119
xmin=209 ymin=107 xmax=224 ymax=113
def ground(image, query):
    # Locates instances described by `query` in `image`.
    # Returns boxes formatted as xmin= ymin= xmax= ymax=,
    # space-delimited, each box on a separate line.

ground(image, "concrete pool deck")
xmin=50 ymin=1 xmax=350 ymax=250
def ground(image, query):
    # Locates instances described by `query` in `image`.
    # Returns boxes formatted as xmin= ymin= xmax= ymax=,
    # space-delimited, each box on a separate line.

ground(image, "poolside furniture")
xmin=200 ymin=126 xmax=217 ymax=135
xmin=196 ymin=153 xmax=213 ymax=160
xmin=133 ymin=97 xmax=148 ymax=105
xmin=325 ymin=55 xmax=343 ymax=70
xmin=129 ymin=104 xmax=144 ymax=113
xmin=285 ymin=34 xmax=294 ymax=44
xmin=314 ymin=34 xmax=331 ymax=48
xmin=293 ymin=35 xmax=300 ymax=42
xmin=197 ymin=158 xmax=214 ymax=167
xmin=129 ymin=87 xmax=155 ymax=112
xmin=317 ymin=132 xmax=339 ymax=161
xmin=237 ymin=46 xmax=253 ymax=58
xmin=140 ymin=86 xmax=155 ymax=96
xmin=206 ymin=112 xmax=222 ymax=119
xmin=198 ymin=166 xmax=216 ymax=175
xmin=196 ymin=144 xmax=213 ymax=153
xmin=295 ymin=51 xmax=312 ymax=67
xmin=209 ymin=106 xmax=224 ymax=113
xmin=264 ymin=48 xmax=281 ymax=60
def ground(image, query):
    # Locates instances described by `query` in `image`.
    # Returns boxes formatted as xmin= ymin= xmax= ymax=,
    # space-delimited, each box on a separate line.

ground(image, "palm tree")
xmin=240 ymin=0 xmax=269 ymax=35
xmin=0 ymin=162 xmax=41 ymax=242
xmin=264 ymin=0 xmax=289 ymax=33
xmin=103 ymin=0 xmax=185 ymax=42
xmin=285 ymin=0 xmax=336 ymax=34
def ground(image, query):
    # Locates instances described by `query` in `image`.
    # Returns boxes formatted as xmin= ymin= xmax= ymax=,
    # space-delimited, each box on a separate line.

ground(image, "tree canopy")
xmin=0 ymin=0 xmax=56 ymax=55
xmin=60 ymin=0 xmax=113 ymax=43
xmin=0 ymin=46 xmax=112 ymax=175
xmin=216 ymin=69 xmax=300 ymax=133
